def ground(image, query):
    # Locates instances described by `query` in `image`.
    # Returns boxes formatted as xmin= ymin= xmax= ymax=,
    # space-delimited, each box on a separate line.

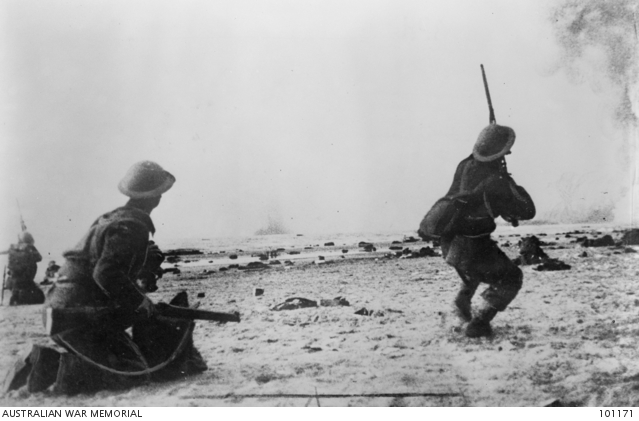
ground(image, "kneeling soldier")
xmin=3 ymin=161 xmax=207 ymax=395
xmin=1 ymin=231 xmax=44 ymax=306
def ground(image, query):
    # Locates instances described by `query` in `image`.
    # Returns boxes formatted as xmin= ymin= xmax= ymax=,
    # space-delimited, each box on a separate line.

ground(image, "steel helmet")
xmin=473 ymin=123 xmax=515 ymax=162
xmin=118 ymin=161 xmax=176 ymax=199
xmin=18 ymin=231 xmax=35 ymax=244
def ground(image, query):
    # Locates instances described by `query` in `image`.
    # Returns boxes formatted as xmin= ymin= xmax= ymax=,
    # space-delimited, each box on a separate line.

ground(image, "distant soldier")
xmin=3 ymin=161 xmax=207 ymax=395
xmin=0 ymin=231 xmax=45 ymax=305
xmin=419 ymin=123 xmax=535 ymax=337
xmin=41 ymin=260 xmax=61 ymax=285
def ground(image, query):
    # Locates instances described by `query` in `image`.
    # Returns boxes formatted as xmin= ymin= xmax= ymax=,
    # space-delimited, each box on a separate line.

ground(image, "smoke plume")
xmin=549 ymin=0 xmax=639 ymax=224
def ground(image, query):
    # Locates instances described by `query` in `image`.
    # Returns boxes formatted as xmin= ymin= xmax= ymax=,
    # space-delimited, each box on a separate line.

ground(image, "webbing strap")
xmin=55 ymin=321 xmax=194 ymax=377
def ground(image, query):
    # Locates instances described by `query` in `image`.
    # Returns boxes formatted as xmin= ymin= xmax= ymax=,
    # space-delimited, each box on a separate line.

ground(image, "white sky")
xmin=0 ymin=0 xmax=636 ymax=261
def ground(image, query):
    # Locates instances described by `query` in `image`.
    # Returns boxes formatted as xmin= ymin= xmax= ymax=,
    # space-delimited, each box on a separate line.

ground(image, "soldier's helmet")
xmin=18 ymin=231 xmax=35 ymax=245
xmin=473 ymin=123 xmax=516 ymax=162
xmin=118 ymin=161 xmax=176 ymax=199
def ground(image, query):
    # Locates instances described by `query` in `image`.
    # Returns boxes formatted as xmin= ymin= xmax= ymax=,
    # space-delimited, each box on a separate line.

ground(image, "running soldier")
xmin=419 ymin=66 xmax=535 ymax=338
xmin=420 ymin=123 xmax=535 ymax=337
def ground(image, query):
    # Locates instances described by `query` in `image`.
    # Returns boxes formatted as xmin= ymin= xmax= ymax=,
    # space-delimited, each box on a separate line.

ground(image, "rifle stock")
xmin=44 ymin=303 xmax=241 ymax=336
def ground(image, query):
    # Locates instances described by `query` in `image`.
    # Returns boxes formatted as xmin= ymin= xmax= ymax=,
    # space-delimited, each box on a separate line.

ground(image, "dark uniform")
xmin=41 ymin=261 xmax=61 ymax=285
xmin=420 ymin=124 xmax=535 ymax=337
xmin=441 ymin=155 xmax=535 ymax=319
xmin=5 ymin=236 xmax=45 ymax=306
xmin=2 ymin=161 xmax=206 ymax=396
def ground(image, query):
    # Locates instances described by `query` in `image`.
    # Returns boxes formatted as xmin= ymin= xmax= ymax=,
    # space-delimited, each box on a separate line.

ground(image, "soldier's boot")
xmin=465 ymin=304 xmax=499 ymax=338
xmin=26 ymin=346 xmax=61 ymax=393
xmin=2 ymin=345 xmax=60 ymax=395
xmin=453 ymin=287 xmax=475 ymax=323
xmin=2 ymin=346 xmax=33 ymax=394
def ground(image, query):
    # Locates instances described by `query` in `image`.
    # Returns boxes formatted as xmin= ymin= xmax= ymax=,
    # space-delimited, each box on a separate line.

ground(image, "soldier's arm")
xmin=480 ymin=173 xmax=535 ymax=222
xmin=505 ymin=180 xmax=536 ymax=221
xmin=29 ymin=246 xmax=42 ymax=263
xmin=92 ymin=220 xmax=151 ymax=311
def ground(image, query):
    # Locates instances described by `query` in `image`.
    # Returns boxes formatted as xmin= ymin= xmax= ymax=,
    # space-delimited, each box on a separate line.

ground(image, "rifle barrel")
xmin=155 ymin=303 xmax=241 ymax=323
xmin=44 ymin=304 xmax=240 ymax=336
xmin=480 ymin=64 xmax=496 ymax=124
xmin=1 ymin=266 xmax=6 ymax=306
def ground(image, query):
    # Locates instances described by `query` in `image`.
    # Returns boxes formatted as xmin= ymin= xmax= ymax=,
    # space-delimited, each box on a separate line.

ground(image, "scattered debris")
xmin=288 ymin=251 xmax=301 ymax=255
xmin=418 ymin=247 xmax=438 ymax=257
xmin=163 ymin=268 xmax=181 ymax=275
xmin=622 ymin=229 xmax=639 ymax=245
xmin=403 ymin=236 xmax=419 ymax=243
xmin=239 ymin=262 xmax=270 ymax=271
xmin=354 ymin=307 xmax=373 ymax=316
xmin=271 ymin=297 xmax=318 ymax=311
xmin=385 ymin=308 xmax=403 ymax=314
xmin=302 ymin=345 xmax=322 ymax=353
xmin=229 ymin=254 xmax=238 ymax=260
xmin=320 ymin=296 xmax=350 ymax=307
xmin=165 ymin=248 xmax=203 ymax=256
xmin=533 ymin=261 xmax=572 ymax=271
xmin=512 ymin=236 xmax=548 ymax=265
xmin=354 ymin=307 xmax=384 ymax=316
xmin=513 ymin=235 xmax=570 ymax=270
xmin=342 ymin=249 xmax=349 ymax=254
xmin=324 ymin=242 xmax=335 ymax=246
xmin=577 ymin=235 xmax=615 ymax=247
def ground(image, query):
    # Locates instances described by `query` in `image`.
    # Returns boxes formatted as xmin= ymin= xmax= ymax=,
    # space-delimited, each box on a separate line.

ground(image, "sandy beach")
xmin=1 ymin=223 xmax=639 ymax=407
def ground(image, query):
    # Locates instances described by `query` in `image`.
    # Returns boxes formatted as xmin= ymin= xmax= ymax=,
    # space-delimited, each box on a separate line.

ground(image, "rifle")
xmin=43 ymin=302 xmax=241 ymax=336
xmin=1 ymin=266 xmax=6 ymax=306
xmin=16 ymin=199 xmax=27 ymax=232
xmin=480 ymin=64 xmax=496 ymax=124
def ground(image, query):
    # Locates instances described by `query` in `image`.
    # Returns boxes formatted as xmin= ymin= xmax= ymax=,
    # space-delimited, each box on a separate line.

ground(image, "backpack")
xmin=418 ymin=192 xmax=496 ymax=239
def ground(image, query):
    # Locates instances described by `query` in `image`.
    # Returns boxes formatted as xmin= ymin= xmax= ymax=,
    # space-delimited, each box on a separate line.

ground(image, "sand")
xmin=1 ymin=223 xmax=639 ymax=407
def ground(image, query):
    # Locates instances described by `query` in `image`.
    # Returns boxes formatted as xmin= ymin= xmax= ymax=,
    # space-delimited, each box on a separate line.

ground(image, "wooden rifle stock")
xmin=44 ymin=303 xmax=240 ymax=336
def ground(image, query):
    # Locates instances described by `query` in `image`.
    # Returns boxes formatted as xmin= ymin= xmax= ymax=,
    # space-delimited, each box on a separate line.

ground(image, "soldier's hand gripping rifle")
xmin=44 ymin=302 xmax=241 ymax=336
